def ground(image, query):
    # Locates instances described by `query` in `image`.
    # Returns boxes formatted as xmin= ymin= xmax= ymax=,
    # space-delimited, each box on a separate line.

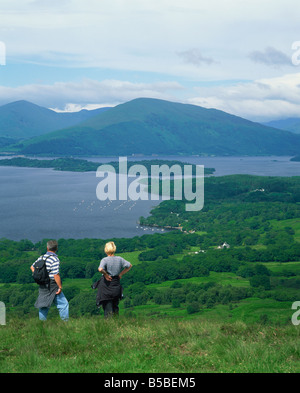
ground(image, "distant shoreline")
xmin=0 ymin=156 xmax=215 ymax=175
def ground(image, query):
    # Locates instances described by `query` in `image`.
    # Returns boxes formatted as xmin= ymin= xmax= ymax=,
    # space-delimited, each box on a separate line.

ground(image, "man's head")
xmin=104 ymin=241 xmax=116 ymax=256
xmin=47 ymin=240 xmax=58 ymax=253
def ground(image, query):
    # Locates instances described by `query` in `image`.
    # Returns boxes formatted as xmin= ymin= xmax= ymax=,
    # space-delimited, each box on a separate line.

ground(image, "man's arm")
xmin=30 ymin=258 xmax=39 ymax=273
xmin=54 ymin=273 xmax=63 ymax=294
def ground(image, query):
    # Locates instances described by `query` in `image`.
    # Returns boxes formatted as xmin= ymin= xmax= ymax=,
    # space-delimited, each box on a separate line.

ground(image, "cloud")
xmin=248 ymin=47 xmax=292 ymax=67
xmin=188 ymin=73 xmax=300 ymax=121
xmin=1 ymin=72 xmax=300 ymax=122
xmin=1 ymin=0 xmax=300 ymax=122
xmin=1 ymin=0 xmax=297 ymax=81
xmin=0 ymin=79 xmax=184 ymax=110
xmin=177 ymin=48 xmax=217 ymax=67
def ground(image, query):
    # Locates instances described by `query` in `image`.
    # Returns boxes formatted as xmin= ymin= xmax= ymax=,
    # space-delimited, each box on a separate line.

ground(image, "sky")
xmin=0 ymin=0 xmax=300 ymax=121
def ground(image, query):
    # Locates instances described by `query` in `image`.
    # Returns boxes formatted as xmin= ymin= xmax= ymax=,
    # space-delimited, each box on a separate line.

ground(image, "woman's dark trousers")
xmin=102 ymin=299 xmax=119 ymax=318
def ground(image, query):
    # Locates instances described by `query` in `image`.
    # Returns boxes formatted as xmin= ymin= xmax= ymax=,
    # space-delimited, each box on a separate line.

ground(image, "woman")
xmin=97 ymin=241 xmax=132 ymax=318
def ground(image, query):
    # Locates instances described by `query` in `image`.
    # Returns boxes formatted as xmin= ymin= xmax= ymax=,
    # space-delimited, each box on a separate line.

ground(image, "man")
xmin=31 ymin=240 xmax=69 ymax=321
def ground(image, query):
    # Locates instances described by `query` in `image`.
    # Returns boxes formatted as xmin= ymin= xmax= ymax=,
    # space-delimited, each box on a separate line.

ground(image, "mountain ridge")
xmin=263 ymin=117 xmax=300 ymax=135
xmin=0 ymin=100 xmax=111 ymax=140
xmin=2 ymin=98 xmax=300 ymax=157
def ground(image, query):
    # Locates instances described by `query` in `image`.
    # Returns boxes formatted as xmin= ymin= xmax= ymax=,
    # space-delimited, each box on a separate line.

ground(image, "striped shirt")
xmin=32 ymin=251 xmax=60 ymax=280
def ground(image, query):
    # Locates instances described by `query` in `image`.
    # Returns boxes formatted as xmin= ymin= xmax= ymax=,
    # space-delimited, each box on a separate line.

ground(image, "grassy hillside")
xmin=1 ymin=317 xmax=299 ymax=373
xmin=14 ymin=98 xmax=300 ymax=156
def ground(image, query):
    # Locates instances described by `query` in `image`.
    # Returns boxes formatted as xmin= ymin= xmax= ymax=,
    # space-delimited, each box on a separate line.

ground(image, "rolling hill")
xmin=0 ymin=100 xmax=111 ymax=140
xmin=8 ymin=98 xmax=300 ymax=156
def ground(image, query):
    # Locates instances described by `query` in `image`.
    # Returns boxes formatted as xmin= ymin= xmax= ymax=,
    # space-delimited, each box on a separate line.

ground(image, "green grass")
xmin=117 ymin=247 xmax=202 ymax=265
xmin=262 ymin=261 xmax=300 ymax=275
xmin=146 ymin=272 xmax=250 ymax=290
xmin=1 ymin=316 xmax=299 ymax=373
xmin=270 ymin=218 xmax=300 ymax=242
xmin=63 ymin=278 xmax=92 ymax=291
xmin=118 ymin=250 xmax=144 ymax=265
xmin=122 ymin=296 xmax=296 ymax=325
xmin=228 ymin=298 xmax=294 ymax=324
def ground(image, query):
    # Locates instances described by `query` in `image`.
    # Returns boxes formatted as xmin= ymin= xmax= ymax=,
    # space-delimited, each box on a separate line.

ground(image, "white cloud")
xmin=50 ymin=103 xmax=111 ymax=112
xmin=1 ymin=73 xmax=300 ymax=122
xmin=0 ymin=79 xmax=184 ymax=110
xmin=188 ymin=72 xmax=300 ymax=121
xmin=0 ymin=0 xmax=298 ymax=80
xmin=1 ymin=0 xmax=300 ymax=120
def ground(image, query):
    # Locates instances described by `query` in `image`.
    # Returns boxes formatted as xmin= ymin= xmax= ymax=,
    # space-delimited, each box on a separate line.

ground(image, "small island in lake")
xmin=0 ymin=156 xmax=215 ymax=175
xmin=290 ymin=155 xmax=300 ymax=162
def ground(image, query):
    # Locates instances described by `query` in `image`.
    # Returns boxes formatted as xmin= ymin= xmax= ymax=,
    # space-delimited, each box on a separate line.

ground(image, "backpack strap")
xmin=39 ymin=254 xmax=52 ymax=270
xmin=40 ymin=254 xmax=52 ymax=290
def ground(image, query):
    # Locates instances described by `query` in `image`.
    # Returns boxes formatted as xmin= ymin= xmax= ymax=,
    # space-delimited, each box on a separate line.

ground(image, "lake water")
xmin=0 ymin=155 xmax=299 ymax=242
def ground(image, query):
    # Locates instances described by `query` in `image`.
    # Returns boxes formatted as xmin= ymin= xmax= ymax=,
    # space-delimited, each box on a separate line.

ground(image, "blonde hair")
xmin=104 ymin=241 xmax=116 ymax=255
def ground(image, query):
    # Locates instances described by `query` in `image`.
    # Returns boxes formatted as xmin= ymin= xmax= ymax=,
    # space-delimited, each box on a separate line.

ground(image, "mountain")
xmin=263 ymin=118 xmax=300 ymax=134
xmin=0 ymin=136 xmax=16 ymax=148
xmin=0 ymin=100 xmax=111 ymax=140
xmin=12 ymin=98 xmax=300 ymax=156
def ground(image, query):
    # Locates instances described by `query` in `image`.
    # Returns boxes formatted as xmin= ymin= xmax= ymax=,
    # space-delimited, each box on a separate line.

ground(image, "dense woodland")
xmin=0 ymin=174 xmax=299 ymax=321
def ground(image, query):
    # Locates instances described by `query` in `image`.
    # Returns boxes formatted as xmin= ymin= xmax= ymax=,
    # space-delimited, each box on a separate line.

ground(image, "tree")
xmin=153 ymin=292 xmax=164 ymax=305
xmin=0 ymin=264 xmax=17 ymax=283
xmin=17 ymin=264 xmax=34 ymax=284
xmin=132 ymin=294 xmax=148 ymax=306
xmin=254 ymin=264 xmax=270 ymax=276
xmin=172 ymin=299 xmax=181 ymax=308
xmin=69 ymin=292 xmax=99 ymax=316
xmin=187 ymin=302 xmax=200 ymax=314
xmin=250 ymin=275 xmax=271 ymax=290
xmin=237 ymin=265 xmax=255 ymax=278
xmin=123 ymin=297 xmax=132 ymax=308
xmin=85 ymin=262 xmax=98 ymax=279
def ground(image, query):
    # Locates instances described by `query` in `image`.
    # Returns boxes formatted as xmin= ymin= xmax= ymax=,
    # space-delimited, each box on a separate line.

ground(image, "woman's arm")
xmin=119 ymin=264 xmax=132 ymax=279
xmin=98 ymin=267 xmax=112 ymax=281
